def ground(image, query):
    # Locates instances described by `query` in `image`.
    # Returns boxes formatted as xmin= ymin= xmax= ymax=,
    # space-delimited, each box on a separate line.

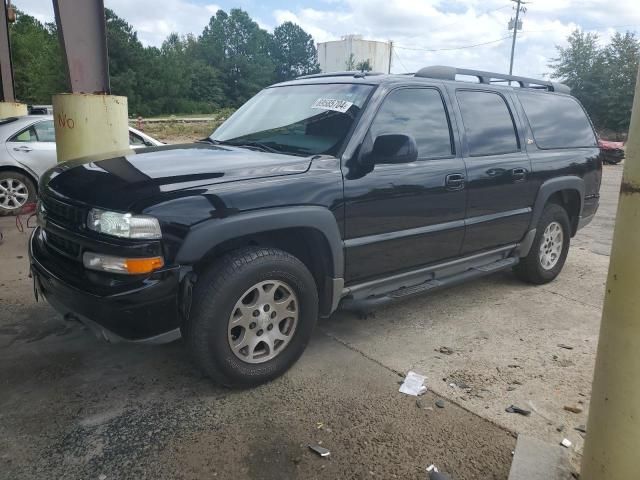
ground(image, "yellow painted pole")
xmin=0 ymin=102 xmax=27 ymax=119
xmin=52 ymin=93 xmax=130 ymax=163
xmin=581 ymin=68 xmax=640 ymax=478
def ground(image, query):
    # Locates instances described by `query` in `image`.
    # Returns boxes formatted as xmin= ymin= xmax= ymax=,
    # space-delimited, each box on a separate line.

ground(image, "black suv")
xmin=30 ymin=66 xmax=601 ymax=387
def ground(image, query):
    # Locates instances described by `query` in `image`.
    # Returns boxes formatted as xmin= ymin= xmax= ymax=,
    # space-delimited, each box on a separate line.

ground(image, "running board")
xmin=340 ymin=253 xmax=518 ymax=312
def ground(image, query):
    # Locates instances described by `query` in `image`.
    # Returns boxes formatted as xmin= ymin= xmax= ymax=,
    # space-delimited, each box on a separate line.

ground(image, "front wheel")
xmin=186 ymin=247 xmax=318 ymax=387
xmin=514 ymin=203 xmax=571 ymax=284
xmin=0 ymin=171 xmax=36 ymax=216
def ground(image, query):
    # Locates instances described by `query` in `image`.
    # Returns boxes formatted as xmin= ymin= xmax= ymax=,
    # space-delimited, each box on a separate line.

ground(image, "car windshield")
xmin=210 ymin=83 xmax=374 ymax=157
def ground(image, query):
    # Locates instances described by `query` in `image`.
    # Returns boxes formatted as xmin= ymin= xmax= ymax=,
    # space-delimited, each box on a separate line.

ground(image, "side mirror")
xmin=368 ymin=134 xmax=418 ymax=165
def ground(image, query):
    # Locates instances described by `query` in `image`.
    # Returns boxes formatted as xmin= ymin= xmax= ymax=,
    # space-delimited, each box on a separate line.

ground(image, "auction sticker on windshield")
xmin=311 ymin=98 xmax=354 ymax=113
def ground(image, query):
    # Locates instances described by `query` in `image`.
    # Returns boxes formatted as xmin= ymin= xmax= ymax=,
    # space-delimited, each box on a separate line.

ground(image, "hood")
xmin=42 ymin=143 xmax=312 ymax=211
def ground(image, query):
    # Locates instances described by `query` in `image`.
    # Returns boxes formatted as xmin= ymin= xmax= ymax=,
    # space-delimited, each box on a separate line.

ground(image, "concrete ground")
xmin=0 ymin=165 xmax=622 ymax=479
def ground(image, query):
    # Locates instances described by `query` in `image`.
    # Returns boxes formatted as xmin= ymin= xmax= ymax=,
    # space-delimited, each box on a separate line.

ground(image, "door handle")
xmin=511 ymin=168 xmax=527 ymax=181
xmin=445 ymin=173 xmax=465 ymax=190
xmin=13 ymin=146 xmax=32 ymax=152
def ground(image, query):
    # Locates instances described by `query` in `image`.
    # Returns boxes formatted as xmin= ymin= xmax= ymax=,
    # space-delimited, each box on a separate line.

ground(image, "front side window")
xmin=457 ymin=90 xmax=520 ymax=156
xmin=369 ymin=88 xmax=453 ymax=161
xmin=211 ymin=83 xmax=373 ymax=157
xmin=517 ymin=92 xmax=596 ymax=149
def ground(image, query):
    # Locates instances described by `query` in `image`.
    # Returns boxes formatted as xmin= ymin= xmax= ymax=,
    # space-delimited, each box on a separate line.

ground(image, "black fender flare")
xmin=519 ymin=176 xmax=584 ymax=257
xmin=529 ymin=176 xmax=584 ymax=230
xmin=175 ymin=206 xmax=344 ymax=279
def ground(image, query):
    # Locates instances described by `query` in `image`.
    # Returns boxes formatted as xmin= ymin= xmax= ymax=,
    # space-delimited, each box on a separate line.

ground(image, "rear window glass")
xmin=456 ymin=90 xmax=520 ymax=156
xmin=517 ymin=92 xmax=596 ymax=149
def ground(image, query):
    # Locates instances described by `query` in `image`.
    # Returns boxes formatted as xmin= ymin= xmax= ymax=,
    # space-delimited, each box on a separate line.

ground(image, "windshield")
xmin=210 ymin=83 xmax=374 ymax=157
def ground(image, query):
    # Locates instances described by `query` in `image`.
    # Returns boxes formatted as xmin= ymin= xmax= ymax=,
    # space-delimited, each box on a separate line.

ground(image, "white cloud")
xmin=271 ymin=0 xmax=640 ymax=78
xmin=12 ymin=0 xmax=640 ymax=79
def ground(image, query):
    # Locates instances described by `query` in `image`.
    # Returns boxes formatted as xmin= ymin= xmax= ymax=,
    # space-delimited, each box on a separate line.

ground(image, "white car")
xmin=0 ymin=115 xmax=163 ymax=214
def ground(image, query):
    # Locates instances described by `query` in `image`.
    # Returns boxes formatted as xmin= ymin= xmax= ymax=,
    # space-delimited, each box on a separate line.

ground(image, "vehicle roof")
xmin=273 ymin=71 xmax=570 ymax=96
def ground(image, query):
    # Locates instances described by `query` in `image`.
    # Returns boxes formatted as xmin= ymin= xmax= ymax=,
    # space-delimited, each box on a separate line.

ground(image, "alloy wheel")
xmin=227 ymin=280 xmax=299 ymax=364
xmin=0 ymin=178 xmax=29 ymax=211
xmin=539 ymin=221 xmax=564 ymax=270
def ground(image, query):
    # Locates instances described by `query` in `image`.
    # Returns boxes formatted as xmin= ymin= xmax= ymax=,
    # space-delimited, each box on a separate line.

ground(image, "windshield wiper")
xmin=211 ymin=139 xmax=281 ymax=154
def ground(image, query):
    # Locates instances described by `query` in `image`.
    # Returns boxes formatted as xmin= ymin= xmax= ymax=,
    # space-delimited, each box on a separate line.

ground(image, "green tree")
xmin=549 ymin=30 xmax=606 ymax=127
xmin=9 ymin=10 xmax=65 ymax=104
xmin=345 ymin=53 xmax=356 ymax=70
xmin=601 ymin=32 xmax=640 ymax=133
xmin=9 ymin=5 xmax=318 ymax=116
xmin=356 ymin=59 xmax=372 ymax=72
xmin=272 ymin=21 xmax=319 ymax=81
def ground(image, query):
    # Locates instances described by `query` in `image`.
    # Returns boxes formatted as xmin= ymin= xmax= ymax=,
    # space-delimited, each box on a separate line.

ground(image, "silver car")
xmin=0 ymin=115 xmax=162 ymax=214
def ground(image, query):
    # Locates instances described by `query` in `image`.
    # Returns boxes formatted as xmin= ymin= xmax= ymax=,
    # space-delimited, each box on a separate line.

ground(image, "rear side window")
xmin=9 ymin=127 xmax=37 ymax=142
xmin=456 ymin=90 xmax=520 ymax=156
xmin=370 ymin=88 xmax=453 ymax=160
xmin=518 ymin=92 xmax=596 ymax=149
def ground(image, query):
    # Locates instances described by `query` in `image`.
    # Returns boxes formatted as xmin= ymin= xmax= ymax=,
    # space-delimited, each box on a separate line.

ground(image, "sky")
xmin=14 ymin=0 xmax=640 ymax=80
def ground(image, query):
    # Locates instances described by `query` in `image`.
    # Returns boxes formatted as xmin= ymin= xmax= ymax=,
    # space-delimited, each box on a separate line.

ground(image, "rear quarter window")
xmin=517 ymin=92 xmax=596 ymax=149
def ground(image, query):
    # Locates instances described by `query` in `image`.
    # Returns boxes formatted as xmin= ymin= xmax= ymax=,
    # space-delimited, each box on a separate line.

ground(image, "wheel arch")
xmin=530 ymin=176 xmax=584 ymax=236
xmin=175 ymin=206 xmax=345 ymax=316
xmin=0 ymin=165 xmax=39 ymax=192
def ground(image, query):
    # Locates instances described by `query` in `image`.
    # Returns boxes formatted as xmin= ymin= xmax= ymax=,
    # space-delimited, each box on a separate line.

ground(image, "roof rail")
xmin=296 ymin=71 xmax=385 ymax=80
xmin=414 ymin=66 xmax=571 ymax=94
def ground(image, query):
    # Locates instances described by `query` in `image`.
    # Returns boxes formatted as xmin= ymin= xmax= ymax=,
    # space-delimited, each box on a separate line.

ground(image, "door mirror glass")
xmin=369 ymin=134 xmax=418 ymax=164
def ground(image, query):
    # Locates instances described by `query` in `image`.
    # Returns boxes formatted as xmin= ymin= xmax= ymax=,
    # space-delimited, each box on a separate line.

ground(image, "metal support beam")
xmin=52 ymin=0 xmax=110 ymax=93
xmin=0 ymin=0 xmax=16 ymax=101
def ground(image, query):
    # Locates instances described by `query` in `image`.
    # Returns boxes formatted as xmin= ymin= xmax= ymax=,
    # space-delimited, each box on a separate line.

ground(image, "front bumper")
xmin=29 ymin=227 xmax=183 ymax=343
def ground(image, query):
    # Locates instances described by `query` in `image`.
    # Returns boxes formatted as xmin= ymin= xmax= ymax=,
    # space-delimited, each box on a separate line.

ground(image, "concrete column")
xmin=52 ymin=93 xmax=130 ymax=163
xmin=580 ymin=68 xmax=640 ymax=478
xmin=0 ymin=102 xmax=27 ymax=119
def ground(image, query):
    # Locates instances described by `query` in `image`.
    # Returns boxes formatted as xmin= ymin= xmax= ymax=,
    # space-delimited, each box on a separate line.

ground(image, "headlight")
xmin=87 ymin=208 xmax=161 ymax=239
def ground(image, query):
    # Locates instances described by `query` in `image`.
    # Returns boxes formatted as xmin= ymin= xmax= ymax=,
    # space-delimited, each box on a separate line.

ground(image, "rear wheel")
xmin=514 ymin=203 xmax=571 ymax=284
xmin=186 ymin=247 xmax=318 ymax=387
xmin=0 ymin=171 xmax=36 ymax=216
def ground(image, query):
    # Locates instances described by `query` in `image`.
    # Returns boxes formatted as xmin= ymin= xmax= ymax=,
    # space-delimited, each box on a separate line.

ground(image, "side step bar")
xmin=340 ymin=247 xmax=518 ymax=312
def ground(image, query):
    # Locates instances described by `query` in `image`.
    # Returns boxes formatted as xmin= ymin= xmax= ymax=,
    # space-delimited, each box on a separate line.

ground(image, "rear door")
xmin=343 ymin=86 xmax=467 ymax=283
xmin=6 ymin=120 xmax=57 ymax=177
xmin=448 ymin=87 xmax=535 ymax=254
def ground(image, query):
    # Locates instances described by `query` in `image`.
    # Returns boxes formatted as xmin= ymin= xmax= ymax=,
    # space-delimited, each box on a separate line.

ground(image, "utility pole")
xmin=388 ymin=40 xmax=393 ymax=74
xmin=508 ymin=0 xmax=527 ymax=75
xmin=580 ymin=66 xmax=640 ymax=479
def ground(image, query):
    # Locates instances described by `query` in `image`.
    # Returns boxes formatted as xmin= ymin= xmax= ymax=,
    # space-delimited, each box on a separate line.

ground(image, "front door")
xmin=448 ymin=88 xmax=535 ymax=254
xmin=343 ymin=86 xmax=466 ymax=283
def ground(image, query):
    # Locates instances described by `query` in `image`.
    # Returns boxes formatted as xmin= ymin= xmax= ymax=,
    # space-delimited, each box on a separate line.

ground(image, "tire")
xmin=0 ymin=171 xmax=36 ymax=216
xmin=186 ymin=247 xmax=319 ymax=387
xmin=514 ymin=203 xmax=571 ymax=285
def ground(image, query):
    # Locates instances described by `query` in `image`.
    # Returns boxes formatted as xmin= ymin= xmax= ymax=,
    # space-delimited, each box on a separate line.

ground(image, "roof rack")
xmin=414 ymin=66 xmax=570 ymax=94
xmin=296 ymin=71 xmax=385 ymax=80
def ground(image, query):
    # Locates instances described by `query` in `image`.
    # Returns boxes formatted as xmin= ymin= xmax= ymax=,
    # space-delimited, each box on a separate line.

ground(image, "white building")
xmin=318 ymin=35 xmax=392 ymax=73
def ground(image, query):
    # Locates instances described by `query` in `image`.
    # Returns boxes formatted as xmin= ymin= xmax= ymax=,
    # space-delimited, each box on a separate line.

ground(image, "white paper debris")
xmin=560 ymin=438 xmax=572 ymax=448
xmin=311 ymin=98 xmax=354 ymax=113
xmin=399 ymin=371 xmax=427 ymax=396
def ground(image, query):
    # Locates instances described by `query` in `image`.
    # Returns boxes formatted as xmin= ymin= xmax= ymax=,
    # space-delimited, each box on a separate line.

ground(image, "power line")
xmin=393 ymin=48 xmax=409 ymax=72
xmin=481 ymin=4 xmax=511 ymax=14
xmin=394 ymin=35 xmax=512 ymax=52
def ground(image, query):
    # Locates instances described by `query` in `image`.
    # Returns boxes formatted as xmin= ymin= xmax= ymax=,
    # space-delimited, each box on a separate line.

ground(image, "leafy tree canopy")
xmin=550 ymin=29 xmax=639 ymax=133
xmin=9 ymin=6 xmax=320 ymax=116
